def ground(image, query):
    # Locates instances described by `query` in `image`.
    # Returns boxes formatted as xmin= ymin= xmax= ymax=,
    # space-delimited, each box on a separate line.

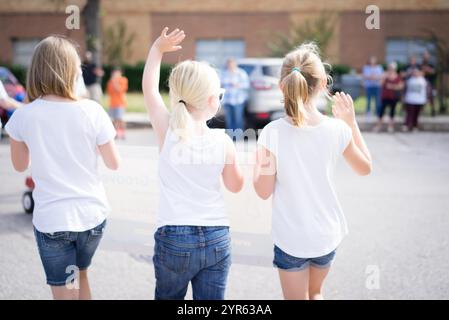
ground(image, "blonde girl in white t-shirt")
xmin=142 ymin=27 xmax=244 ymax=300
xmin=253 ymin=43 xmax=372 ymax=300
xmin=6 ymin=36 xmax=120 ymax=300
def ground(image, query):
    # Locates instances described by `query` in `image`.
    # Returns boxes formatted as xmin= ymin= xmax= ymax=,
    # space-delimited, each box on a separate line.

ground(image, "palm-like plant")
xmin=268 ymin=13 xmax=335 ymax=58
xmin=102 ymin=20 xmax=135 ymax=66
xmin=425 ymin=30 xmax=449 ymax=113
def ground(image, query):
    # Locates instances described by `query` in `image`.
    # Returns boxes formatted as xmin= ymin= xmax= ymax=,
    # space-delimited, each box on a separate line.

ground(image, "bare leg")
xmin=308 ymin=266 xmax=331 ymax=300
xmin=119 ymin=119 xmax=126 ymax=138
xmin=388 ymin=118 xmax=395 ymax=133
xmin=113 ymin=120 xmax=119 ymax=131
xmin=79 ymin=270 xmax=92 ymax=300
xmin=51 ymin=285 xmax=79 ymax=300
xmin=278 ymin=268 xmax=309 ymax=300
xmin=372 ymin=118 xmax=382 ymax=132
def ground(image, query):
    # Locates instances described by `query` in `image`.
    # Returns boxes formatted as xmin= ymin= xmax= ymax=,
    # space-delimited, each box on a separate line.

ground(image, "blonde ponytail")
xmin=280 ymin=42 xmax=329 ymax=127
xmin=281 ymin=70 xmax=309 ymax=126
xmin=168 ymin=60 xmax=220 ymax=140
xmin=170 ymin=100 xmax=192 ymax=140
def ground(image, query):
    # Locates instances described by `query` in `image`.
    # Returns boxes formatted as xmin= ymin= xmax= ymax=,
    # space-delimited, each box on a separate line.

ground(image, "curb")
xmin=124 ymin=114 xmax=449 ymax=132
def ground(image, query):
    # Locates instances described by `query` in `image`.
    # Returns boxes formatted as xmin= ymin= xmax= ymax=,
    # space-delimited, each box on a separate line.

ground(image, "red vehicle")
xmin=0 ymin=67 xmax=25 ymax=101
xmin=0 ymin=67 xmax=25 ymax=137
xmin=23 ymin=177 xmax=35 ymax=214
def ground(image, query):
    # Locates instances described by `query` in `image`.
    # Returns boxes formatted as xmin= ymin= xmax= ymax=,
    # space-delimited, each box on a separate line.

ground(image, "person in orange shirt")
xmin=107 ymin=67 xmax=128 ymax=139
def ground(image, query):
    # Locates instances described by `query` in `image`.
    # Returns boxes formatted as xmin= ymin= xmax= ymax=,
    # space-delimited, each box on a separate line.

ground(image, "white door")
xmin=386 ymin=39 xmax=436 ymax=64
xmin=12 ymin=39 xmax=41 ymax=67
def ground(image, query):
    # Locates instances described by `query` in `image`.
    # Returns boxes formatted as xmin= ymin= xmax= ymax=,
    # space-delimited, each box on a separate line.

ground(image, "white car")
xmin=209 ymin=58 xmax=329 ymax=129
xmin=237 ymin=58 xmax=284 ymax=128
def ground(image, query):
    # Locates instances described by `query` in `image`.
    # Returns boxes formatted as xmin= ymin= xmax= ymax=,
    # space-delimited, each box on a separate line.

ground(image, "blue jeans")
xmin=33 ymin=219 xmax=106 ymax=286
xmin=365 ymin=86 xmax=381 ymax=115
xmin=153 ymin=225 xmax=231 ymax=300
xmin=224 ymin=103 xmax=245 ymax=134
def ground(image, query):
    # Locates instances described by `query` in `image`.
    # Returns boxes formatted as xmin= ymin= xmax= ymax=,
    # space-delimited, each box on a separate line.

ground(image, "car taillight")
xmin=25 ymin=177 xmax=35 ymax=189
xmin=256 ymin=113 xmax=270 ymax=119
xmin=251 ymin=80 xmax=273 ymax=90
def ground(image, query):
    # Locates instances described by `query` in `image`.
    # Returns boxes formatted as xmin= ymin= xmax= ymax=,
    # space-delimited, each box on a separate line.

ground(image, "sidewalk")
xmin=125 ymin=112 xmax=449 ymax=132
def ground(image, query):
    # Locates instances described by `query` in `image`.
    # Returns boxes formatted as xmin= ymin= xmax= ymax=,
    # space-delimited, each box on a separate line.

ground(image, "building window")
xmin=196 ymin=39 xmax=245 ymax=69
xmin=12 ymin=38 xmax=41 ymax=67
xmin=385 ymin=38 xmax=436 ymax=64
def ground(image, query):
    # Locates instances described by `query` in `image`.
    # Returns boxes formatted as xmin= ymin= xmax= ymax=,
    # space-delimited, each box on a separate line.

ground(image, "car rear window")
xmin=238 ymin=64 xmax=256 ymax=76
xmin=262 ymin=65 xmax=281 ymax=78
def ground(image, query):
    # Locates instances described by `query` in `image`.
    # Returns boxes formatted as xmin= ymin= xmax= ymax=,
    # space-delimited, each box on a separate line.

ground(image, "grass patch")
xmin=101 ymin=92 xmax=169 ymax=113
xmin=103 ymin=92 xmax=447 ymax=117
xmin=325 ymin=95 xmax=448 ymax=116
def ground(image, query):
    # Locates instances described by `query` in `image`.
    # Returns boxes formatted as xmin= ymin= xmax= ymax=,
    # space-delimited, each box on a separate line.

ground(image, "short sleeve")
xmin=95 ymin=105 xmax=116 ymax=145
xmin=338 ymin=120 xmax=352 ymax=153
xmin=257 ymin=124 xmax=279 ymax=157
xmin=4 ymin=109 xmax=24 ymax=142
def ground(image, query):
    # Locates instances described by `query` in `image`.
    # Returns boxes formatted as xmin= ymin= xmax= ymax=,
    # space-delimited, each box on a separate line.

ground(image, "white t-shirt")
xmin=157 ymin=128 xmax=230 ymax=228
xmin=5 ymin=98 xmax=116 ymax=233
xmin=404 ymin=76 xmax=427 ymax=105
xmin=258 ymin=117 xmax=352 ymax=258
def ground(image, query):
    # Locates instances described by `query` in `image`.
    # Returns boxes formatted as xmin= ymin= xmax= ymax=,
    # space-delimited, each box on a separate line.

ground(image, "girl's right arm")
xmin=253 ymin=146 xmax=276 ymax=199
xmin=10 ymin=138 xmax=30 ymax=172
xmin=142 ymin=27 xmax=185 ymax=149
xmin=333 ymin=92 xmax=372 ymax=176
xmin=98 ymin=141 xmax=120 ymax=170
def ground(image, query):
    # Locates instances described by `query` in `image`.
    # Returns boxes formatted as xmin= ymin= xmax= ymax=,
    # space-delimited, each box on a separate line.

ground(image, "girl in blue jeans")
xmin=142 ymin=27 xmax=244 ymax=300
xmin=6 ymin=36 xmax=120 ymax=300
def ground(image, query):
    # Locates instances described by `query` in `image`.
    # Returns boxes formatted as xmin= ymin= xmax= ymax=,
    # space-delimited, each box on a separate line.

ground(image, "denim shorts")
xmin=153 ymin=225 xmax=231 ymax=300
xmin=273 ymin=245 xmax=336 ymax=272
xmin=109 ymin=107 xmax=125 ymax=120
xmin=33 ymin=219 xmax=106 ymax=286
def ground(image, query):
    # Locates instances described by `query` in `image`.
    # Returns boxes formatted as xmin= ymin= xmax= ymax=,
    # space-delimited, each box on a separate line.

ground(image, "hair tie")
xmin=179 ymin=100 xmax=186 ymax=105
xmin=291 ymin=67 xmax=301 ymax=73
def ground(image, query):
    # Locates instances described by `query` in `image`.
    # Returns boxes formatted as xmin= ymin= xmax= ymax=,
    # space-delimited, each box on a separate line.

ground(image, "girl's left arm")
xmin=10 ymin=138 xmax=30 ymax=172
xmin=222 ymin=138 xmax=244 ymax=193
xmin=142 ymin=27 xmax=185 ymax=149
xmin=253 ymin=146 xmax=276 ymax=199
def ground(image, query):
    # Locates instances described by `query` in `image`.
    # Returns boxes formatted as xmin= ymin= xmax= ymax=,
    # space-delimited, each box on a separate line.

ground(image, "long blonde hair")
xmin=168 ymin=60 xmax=220 ymax=140
xmin=280 ymin=42 xmax=331 ymax=126
xmin=27 ymin=35 xmax=80 ymax=102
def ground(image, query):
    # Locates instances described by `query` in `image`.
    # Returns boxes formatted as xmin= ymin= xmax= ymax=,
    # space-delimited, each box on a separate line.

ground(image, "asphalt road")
xmin=1 ymin=129 xmax=448 ymax=299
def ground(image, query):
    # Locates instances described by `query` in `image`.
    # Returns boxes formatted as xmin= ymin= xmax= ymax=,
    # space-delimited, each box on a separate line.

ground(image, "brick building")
xmin=1 ymin=0 xmax=448 ymax=69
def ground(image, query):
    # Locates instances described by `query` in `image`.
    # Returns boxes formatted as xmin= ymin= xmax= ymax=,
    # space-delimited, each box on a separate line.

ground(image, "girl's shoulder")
xmin=262 ymin=118 xmax=284 ymax=131
xmin=76 ymin=98 xmax=104 ymax=113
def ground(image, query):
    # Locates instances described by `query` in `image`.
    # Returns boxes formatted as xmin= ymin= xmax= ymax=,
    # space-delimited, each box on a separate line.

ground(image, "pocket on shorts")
xmin=40 ymin=231 xmax=71 ymax=249
xmin=273 ymin=245 xmax=309 ymax=270
xmin=87 ymin=220 xmax=107 ymax=244
xmin=214 ymin=240 xmax=231 ymax=270
xmin=159 ymin=243 xmax=191 ymax=274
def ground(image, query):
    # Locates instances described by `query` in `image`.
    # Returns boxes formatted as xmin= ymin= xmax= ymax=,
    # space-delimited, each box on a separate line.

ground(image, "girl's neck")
xmin=191 ymin=119 xmax=210 ymax=136
xmin=285 ymin=103 xmax=326 ymax=126
xmin=41 ymin=95 xmax=75 ymax=103
xmin=304 ymin=103 xmax=325 ymax=124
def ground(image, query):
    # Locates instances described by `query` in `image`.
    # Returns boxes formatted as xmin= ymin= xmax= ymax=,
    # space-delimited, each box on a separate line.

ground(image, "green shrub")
xmin=330 ymin=64 xmax=351 ymax=77
xmin=0 ymin=64 xmax=27 ymax=87
xmin=2 ymin=62 xmax=173 ymax=93
xmin=101 ymin=62 xmax=173 ymax=93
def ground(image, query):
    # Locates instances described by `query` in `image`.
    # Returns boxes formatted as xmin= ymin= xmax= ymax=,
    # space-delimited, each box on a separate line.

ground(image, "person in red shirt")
xmin=107 ymin=67 xmax=128 ymax=139
xmin=373 ymin=62 xmax=404 ymax=133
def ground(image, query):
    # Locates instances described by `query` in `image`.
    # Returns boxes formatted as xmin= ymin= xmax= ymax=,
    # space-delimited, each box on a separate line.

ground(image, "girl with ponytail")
xmin=142 ymin=27 xmax=244 ymax=300
xmin=253 ymin=43 xmax=372 ymax=299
